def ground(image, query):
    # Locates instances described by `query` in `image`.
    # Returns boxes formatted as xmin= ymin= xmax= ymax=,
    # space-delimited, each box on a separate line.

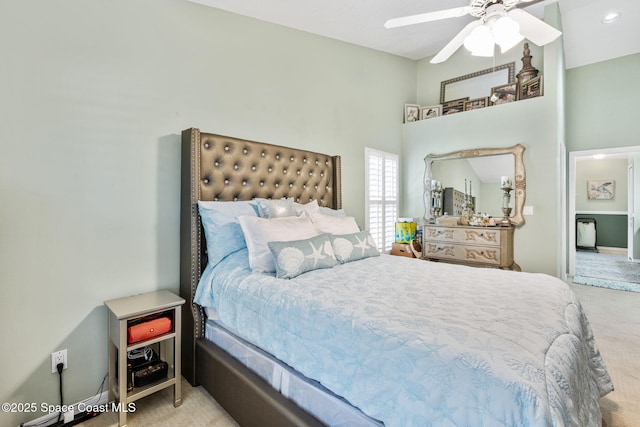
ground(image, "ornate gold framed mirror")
xmin=423 ymin=144 xmax=526 ymax=226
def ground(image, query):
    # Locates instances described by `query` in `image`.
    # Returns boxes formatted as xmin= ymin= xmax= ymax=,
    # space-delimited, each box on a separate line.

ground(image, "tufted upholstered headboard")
xmin=179 ymin=127 xmax=342 ymax=384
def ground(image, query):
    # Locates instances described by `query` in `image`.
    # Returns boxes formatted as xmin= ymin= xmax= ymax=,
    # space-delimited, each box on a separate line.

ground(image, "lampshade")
xmin=463 ymin=13 xmax=523 ymax=57
xmin=492 ymin=16 xmax=524 ymax=53
xmin=463 ymin=25 xmax=494 ymax=57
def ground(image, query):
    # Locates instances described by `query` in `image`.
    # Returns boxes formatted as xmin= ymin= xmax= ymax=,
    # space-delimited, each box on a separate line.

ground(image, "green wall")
xmin=566 ymin=54 xmax=640 ymax=260
xmin=576 ymin=214 xmax=627 ymax=248
xmin=0 ymin=1 xmax=415 ymax=425
xmin=565 ymin=54 xmax=640 ymax=152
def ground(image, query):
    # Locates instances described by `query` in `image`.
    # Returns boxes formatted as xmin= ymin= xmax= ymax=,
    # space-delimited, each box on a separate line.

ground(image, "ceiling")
xmin=188 ymin=0 xmax=639 ymax=69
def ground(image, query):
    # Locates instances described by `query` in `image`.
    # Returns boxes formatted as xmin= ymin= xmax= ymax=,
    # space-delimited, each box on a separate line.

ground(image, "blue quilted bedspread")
xmin=195 ymin=250 xmax=613 ymax=427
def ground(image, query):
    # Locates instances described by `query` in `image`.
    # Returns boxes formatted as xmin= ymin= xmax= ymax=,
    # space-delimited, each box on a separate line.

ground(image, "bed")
xmin=179 ymin=128 xmax=613 ymax=426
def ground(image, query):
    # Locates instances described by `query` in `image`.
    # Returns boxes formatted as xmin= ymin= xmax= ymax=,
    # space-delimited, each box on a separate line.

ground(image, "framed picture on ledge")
xmin=420 ymin=105 xmax=442 ymax=120
xmin=404 ymin=104 xmax=420 ymax=123
xmin=519 ymin=75 xmax=544 ymax=100
xmin=490 ymin=82 xmax=517 ymax=105
xmin=464 ymin=97 xmax=489 ymax=111
xmin=442 ymin=97 xmax=468 ymax=115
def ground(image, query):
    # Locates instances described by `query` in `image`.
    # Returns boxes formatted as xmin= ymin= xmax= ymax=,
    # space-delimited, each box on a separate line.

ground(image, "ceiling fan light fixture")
xmin=471 ymin=42 xmax=495 ymax=57
xmin=464 ymin=24 xmax=494 ymax=56
xmin=492 ymin=16 xmax=524 ymax=53
xmin=395 ymin=0 xmax=562 ymax=64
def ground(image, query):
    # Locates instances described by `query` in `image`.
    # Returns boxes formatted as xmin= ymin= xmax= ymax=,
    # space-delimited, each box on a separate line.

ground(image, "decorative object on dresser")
xmin=422 ymin=223 xmax=520 ymax=270
xmin=443 ymin=186 xmax=473 ymax=216
xmin=500 ymin=175 xmax=514 ymax=226
xmin=429 ymin=180 xmax=444 ymax=218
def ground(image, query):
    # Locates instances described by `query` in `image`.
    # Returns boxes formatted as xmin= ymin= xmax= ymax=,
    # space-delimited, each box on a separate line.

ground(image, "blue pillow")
xmin=330 ymin=231 xmax=380 ymax=264
xmin=268 ymin=234 xmax=338 ymax=279
xmin=198 ymin=201 xmax=258 ymax=267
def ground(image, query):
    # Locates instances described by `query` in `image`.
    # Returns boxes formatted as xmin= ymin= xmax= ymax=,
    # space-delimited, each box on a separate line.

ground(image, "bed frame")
xmin=179 ymin=128 xmax=342 ymax=426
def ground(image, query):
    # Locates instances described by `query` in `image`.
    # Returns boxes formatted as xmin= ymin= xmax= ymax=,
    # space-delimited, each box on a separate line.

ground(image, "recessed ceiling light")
xmin=602 ymin=11 xmax=621 ymax=24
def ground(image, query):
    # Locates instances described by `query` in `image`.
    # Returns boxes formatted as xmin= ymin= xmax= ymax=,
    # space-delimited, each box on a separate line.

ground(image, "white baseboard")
xmin=20 ymin=391 xmax=109 ymax=427
xmin=597 ymin=246 xmax=627 ymax=255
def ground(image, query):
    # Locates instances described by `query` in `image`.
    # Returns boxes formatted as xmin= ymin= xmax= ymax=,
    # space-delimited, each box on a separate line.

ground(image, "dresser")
xmin=421 ymin=224 xmax=519 ymax=270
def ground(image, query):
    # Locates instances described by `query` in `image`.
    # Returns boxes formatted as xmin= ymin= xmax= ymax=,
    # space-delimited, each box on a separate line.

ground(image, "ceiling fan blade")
xmin=514 ymin=0 xmax=548 ymax=8
xmin=384 ymin=6 xmax=471 ymax=29
xmin=508 ymin=9 xmax=561 ymax=46
xmin=430 ymin=20 xmax=483 ymax=64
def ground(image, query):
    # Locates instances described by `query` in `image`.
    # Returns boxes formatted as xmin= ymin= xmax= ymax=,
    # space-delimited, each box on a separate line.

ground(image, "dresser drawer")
xmin=423 ymin=226 xmax=501 ymax=247
xmin=424 ymin=243 xmax=502 ymax=266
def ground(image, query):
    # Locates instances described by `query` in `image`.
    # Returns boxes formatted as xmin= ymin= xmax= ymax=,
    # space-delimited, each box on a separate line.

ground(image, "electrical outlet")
xmin=51 ymin=349 xmax=68 ymax=373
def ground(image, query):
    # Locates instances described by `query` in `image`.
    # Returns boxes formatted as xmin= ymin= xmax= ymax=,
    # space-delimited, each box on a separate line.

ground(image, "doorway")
xmin=568 ymin=146 xmax=640 ymax=292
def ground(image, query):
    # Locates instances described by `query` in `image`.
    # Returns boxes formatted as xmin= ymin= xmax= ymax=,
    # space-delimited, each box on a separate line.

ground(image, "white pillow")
xmin=238 ymin=215 xmax=320 ymax=273
xmin=318 ymin=206 xmax=346 ymax=216
xmin=293 ymin=199 xmax=320 ymax=217
xmin=254 ymin=198 xmax=296 ymax=218
xmin=310 ymin=213 xmax=359 ymax=235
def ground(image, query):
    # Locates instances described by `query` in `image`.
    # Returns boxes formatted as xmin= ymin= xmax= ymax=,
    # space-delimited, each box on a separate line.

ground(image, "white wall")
xmin=0 ymin=1 xmax=416 ymax=424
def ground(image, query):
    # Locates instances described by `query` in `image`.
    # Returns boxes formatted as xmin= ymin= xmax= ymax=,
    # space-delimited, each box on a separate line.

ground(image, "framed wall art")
xmin=420 ymin=105 xmax=442 ymax=120
xmin=519 ymin=75 xmax=544 ymax=100
xmin=464 ymin=97 xmax=489 ymax=111
xmin=442 ymin=97 xmax=468 ymax=115
xmin=490 ymin=82 xmax=517 ymax=105
xmin=404 ymin=104 xmax=420 ymax=123
xmin=587 ymin=180 xmax=615 ymax=200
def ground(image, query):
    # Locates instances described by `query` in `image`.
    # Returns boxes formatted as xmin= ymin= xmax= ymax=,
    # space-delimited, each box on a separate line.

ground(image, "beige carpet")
xmin=570 ymin=282 xmax=640 ymax=427
xmin=77 ymin=377 xmax=238 ymax=427
xmin=80 ymin=282 xmax=639 ymax=427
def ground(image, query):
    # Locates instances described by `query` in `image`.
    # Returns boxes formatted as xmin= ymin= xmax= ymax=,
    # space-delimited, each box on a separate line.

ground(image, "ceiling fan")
xmin=385 ymin=0 xmax=561 ymax=63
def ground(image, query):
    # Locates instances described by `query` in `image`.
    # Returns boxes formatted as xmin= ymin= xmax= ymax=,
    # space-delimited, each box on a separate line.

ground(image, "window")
xmin=365 ymin=148 xmax=399 ymax=252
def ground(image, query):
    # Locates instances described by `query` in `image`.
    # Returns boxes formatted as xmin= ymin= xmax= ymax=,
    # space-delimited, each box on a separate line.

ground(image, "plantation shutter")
xmin=365 ymin=148 xmax=399 ymax=251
